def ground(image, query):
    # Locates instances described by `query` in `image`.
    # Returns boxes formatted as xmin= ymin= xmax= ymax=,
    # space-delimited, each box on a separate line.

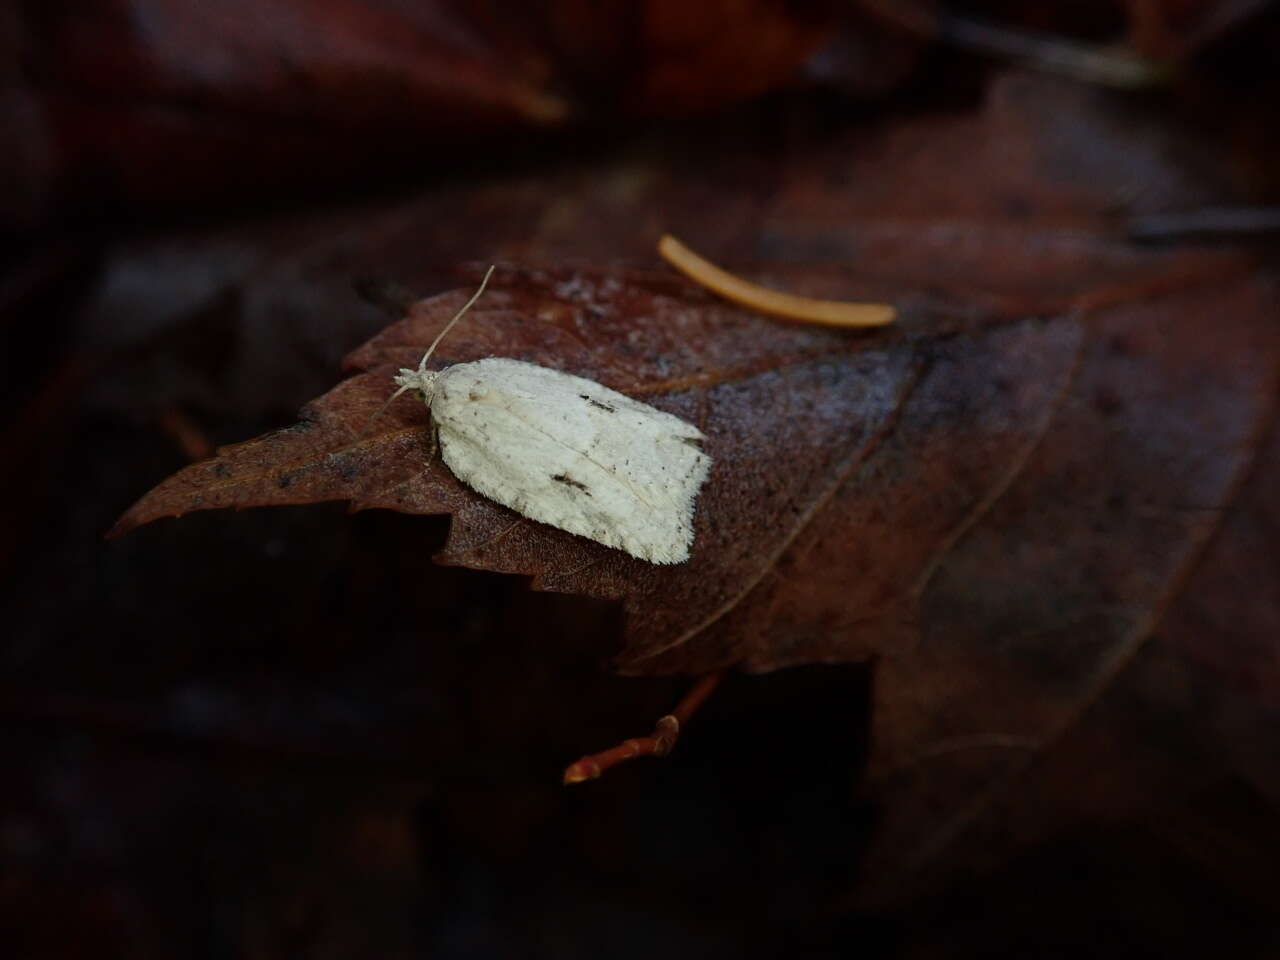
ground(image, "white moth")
xmin=383 ymin=267 xmax=712 ymax=564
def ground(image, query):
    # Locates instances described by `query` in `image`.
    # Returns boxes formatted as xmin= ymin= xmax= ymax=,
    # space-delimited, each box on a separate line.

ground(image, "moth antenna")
xmin=415 ymin=263 xmax=496 ymax=374
xmin=362 ymin=265 xmax=496 ymax=436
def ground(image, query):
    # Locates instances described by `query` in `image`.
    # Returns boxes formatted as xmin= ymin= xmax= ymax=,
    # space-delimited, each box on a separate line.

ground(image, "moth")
xmin=383 ymin=267 xmax=712 ymax=564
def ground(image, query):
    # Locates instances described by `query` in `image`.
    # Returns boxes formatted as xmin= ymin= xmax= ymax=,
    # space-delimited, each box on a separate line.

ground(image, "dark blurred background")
xmin=4 ymin=2 xmax=1280 ymax=957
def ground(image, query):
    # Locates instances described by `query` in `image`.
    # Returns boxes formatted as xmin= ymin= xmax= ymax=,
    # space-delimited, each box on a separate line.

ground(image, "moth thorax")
xmin=393 ymin=367 xmax=439 ymax=398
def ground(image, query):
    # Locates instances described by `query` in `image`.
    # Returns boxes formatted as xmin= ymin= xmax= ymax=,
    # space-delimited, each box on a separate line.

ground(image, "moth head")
xmin=364 ymin=265 xmax=495 ymax=433
xmin=392 ymin=367 xmax=439 ymax=404
xmin=391 ymin=264 xmax=495 ymax=403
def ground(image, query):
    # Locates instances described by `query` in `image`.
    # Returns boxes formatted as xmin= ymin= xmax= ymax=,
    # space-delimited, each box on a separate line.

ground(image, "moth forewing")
xmin=429 ymin=358 xmax=711 ymax=564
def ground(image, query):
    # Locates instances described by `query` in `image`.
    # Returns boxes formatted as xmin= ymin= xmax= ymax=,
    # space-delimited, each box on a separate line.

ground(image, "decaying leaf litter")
xmin=107 ymin=60 xmax=1280 ymax=905
xmin=11 ymin=19 xmax=1276 ymax=944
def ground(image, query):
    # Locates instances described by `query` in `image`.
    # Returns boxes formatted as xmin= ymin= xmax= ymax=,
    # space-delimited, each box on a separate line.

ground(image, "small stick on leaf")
xmin=563 ymin=672 xmax=723 ymax=785
xmin=657 ymin=234 xmax=895 ymax=328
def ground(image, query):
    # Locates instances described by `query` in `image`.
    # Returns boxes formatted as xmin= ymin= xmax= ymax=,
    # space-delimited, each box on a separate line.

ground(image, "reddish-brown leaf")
xmin=6 ymin=0 xmax=567 ymax=223
xmin=111 ymin=238 xmax=1276 ymax=687
xmin=109 ymin=262 xmax=941 ymax=671
xmin=5 ymin=0 xmax=860 ymax=223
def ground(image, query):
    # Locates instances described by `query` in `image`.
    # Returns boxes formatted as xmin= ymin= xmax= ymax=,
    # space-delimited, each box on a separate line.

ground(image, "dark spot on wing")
xmin=680 ymin=436 xmax=704 ymax=449
xmin=552 ymin=473 xmax=592 ymax=495
xmin=580 ymin=394 xmax=615 ymax=413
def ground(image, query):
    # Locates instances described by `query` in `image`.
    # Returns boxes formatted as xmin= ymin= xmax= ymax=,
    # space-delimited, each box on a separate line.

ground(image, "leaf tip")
xmin=104 ymin=500 xmax=166 ymax=540
xmin=103 ymin=517 xmax=132 ymax=540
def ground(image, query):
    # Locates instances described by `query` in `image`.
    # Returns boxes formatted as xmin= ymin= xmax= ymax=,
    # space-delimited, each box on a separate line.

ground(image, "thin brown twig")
xmin=857 ymin=0 xmax=1168 ymax=88
xmin=563 ymin=672 xmax=722 ymax=785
